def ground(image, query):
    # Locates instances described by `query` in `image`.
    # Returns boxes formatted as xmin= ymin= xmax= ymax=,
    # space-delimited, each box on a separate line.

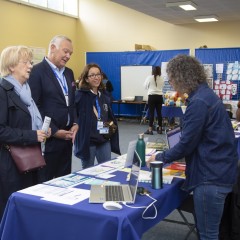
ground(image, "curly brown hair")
xmin=78 ymin=63 xmax=105 ymax=90
xmin=166 ymin=54 xmax=207 ymax=94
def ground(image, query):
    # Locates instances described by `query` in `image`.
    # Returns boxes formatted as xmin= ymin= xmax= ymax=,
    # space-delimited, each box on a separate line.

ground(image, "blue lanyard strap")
xmin=95 ymin=97 xmax=101 ymax=120
xmin=52 ymin=68 xmax=68 ymax=95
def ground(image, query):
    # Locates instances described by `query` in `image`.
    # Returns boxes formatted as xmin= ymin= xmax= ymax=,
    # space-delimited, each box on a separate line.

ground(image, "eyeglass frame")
xmin=87 ymin=73 xmax=102 ymax=79
xmin=19 ymin=60 xmax=34 ymax=66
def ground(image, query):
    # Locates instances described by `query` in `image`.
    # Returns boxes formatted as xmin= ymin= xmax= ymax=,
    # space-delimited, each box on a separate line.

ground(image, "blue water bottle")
xmin=136 ymin=133 xmax=146 ymax=167
xmin=150 ymin=161 xmax=163 ymax=189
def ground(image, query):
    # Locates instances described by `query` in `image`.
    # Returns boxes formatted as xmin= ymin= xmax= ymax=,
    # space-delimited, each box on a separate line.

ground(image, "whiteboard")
xmin=121 ymin=66 xmax=152 ymax=101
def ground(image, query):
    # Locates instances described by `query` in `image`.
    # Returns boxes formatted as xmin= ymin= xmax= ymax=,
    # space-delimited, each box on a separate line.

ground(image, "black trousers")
xmin=147 ymin=95 xmax=163 ymax=128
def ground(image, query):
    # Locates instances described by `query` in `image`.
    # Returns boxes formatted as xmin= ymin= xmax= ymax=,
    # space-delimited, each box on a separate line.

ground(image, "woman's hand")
xmin=37 ymin=130 xmax=48 ymax=143
xmin=146 ymin=154 xmax=157 ymax=168
xmin=70 ymin=124 xmax=79 ymax=144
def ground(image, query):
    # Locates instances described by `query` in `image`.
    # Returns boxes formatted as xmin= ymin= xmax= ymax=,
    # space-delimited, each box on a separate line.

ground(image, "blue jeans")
xmin=193 ymin=184 xmax=232 ymax=240
xmin=81 ymin=141 xmax=111 ymax=169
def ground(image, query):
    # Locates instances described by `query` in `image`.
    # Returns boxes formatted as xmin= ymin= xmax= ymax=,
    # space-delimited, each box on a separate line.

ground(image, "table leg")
xmin=117 ymin=102 xmax=120 ymax=120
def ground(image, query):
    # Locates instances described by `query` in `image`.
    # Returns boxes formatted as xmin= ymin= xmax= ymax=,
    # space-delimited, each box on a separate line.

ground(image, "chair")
xmin=140 ymin=102 xmax=148 ymax=124
xmin=164 ymin=195 xmax=198 ymax=240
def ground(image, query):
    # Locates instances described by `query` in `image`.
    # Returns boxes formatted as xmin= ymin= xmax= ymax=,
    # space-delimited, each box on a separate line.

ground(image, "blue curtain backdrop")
xmin=86 ymin=50 xmax=189 ymax=116
xmin=195 ymin=48 xmax=240 ymax=101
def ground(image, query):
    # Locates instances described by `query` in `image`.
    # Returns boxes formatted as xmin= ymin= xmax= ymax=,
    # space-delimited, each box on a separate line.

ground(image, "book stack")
xmin=163 ymin=162 xmax=186 ymax=184
xmin=146 ymin=142 xmax=168 ymax=151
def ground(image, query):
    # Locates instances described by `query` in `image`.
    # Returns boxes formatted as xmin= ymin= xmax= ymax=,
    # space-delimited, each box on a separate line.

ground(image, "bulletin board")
xmin=196 ymin=48 xmax=240 ymax=118
xmin=196 ymin=48 xmax=240 ymax=101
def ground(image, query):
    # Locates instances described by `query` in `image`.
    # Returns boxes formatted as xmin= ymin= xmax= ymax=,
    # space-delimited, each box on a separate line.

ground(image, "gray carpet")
xmin=72 ymin=118 xmax=198 ymax=240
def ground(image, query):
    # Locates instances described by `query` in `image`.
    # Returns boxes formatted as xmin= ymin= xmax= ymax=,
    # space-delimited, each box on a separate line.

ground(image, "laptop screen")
xmin=166 ymin=127 xmax=182 ymax=148
xmin=129 ymin=151 xmax=141 ymax=201
xmin=125 ymin=137 xmax=148 ymax=167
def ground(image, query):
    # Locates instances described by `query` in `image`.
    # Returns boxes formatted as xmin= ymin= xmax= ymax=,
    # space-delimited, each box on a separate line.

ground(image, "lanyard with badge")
xmin=93 ymin=97 xmax=109 ymax=134
xmin=52 ymin=69 xmax=69 ymax=106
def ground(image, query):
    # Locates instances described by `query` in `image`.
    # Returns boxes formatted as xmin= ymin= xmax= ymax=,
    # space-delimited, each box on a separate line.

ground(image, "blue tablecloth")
xmin=0 ymin=169 xmax=187 ymax=240
xmin=162 ymin=106 xmax=183 ymax=118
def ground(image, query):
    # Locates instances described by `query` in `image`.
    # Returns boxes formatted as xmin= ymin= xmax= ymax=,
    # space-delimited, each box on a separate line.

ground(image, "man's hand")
xmin=53 ymin=130 xmax=74 ymax=141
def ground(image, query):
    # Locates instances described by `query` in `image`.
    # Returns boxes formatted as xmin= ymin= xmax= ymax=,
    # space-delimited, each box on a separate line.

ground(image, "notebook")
xmin=89 ymin=150 xmax=142 ymax=203
xmin=146 ymin=141 xmax=168 ymax=151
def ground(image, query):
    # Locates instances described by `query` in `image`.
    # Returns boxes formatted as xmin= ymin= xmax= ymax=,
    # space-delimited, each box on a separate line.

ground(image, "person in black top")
xmin=0 ymin=46 xmax=49 ymax=220
xmin=28 ymin=35 xmax=78 ymax=182
xmin=102 ymin=72 xmax=114 ymax=102
xmin=74 ymin=63 xmax=120 ymax=169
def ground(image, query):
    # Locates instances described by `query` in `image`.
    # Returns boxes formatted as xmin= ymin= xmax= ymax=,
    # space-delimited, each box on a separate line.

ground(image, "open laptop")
xmin=166 ymin=126 xmax=182 ymax=149
xmin=120 ymin=137 xmax=148 ymax=167
xmin=89 ymin=150 xmax=142 ymax=204
xmin=166 ymin=126 xmax=185 ymax=162
xmin=124 ymin=139 xmax=137 ymax=167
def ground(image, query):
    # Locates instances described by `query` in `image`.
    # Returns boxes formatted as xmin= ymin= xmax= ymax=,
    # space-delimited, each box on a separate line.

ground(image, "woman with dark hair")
xmin=74 ymin=63 xmax=120 ymax=169
xmin=147 ymin=55 xmax=238 ymax=240
xmin=144 ymin=66 xmax=164 ymax=134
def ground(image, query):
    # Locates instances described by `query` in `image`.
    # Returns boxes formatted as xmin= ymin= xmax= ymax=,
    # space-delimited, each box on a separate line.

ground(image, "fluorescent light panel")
xmin=179 ymin=2 xmax=197 ymax=10
xmin=195 ymin=15 xmax=219 ymax=22
xmin=166 ymin=1 xmax=197 ymax=11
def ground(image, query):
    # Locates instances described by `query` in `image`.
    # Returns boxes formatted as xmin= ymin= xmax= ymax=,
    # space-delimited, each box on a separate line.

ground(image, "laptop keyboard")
xmin=105 ymin=185 xmax=124 ymax=201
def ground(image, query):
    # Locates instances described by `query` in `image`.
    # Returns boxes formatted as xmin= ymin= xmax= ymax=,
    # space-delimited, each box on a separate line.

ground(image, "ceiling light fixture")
xmin=194 ymin=15 xmax=219 ymax=22
xmin=166 ymin=1 xmax=197 ymax=11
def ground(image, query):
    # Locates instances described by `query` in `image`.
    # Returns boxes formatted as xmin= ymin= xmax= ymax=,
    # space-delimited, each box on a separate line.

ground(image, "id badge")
xmin=97 ymin=121 xmax=103 ymax=130
xmin=100 ymin=127 xmax=109 ymax=134
xmin=65 ymin=95 xmax=69 ymax=106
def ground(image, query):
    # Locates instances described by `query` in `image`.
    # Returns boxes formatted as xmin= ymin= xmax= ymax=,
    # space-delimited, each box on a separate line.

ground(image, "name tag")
xmin=97 ymin=121 xmax=103 ymax=130
xmin=100 ymin=127 xmax=109 ymax=134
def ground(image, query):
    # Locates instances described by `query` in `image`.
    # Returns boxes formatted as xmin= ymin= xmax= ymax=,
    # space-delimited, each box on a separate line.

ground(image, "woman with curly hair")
xmin=147 ymin=54 xmax=238 ymax=240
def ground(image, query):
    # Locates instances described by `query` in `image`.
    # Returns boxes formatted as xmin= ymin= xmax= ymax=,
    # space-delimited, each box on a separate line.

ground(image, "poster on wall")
xmin=225 ymin=61 xmax=240 ymax=101
xmin=226 ymin=61 xmax=240 ymax=81
xmin=203 ymin=64 xmax=213 ymax=78
xmin=161 ymin=62 xmax=174 ymax=94
xmin=30 ymin=47 xmax=46 ymax=65
xmin=161 ymin=62 xmax=168 ymax=78
xmin=213 ymin=80 xmax=232 ymax=100
xmin=203 ymin=64 xmax=213 ymax=89
xmin=212 ymin=61 xmax=240 ymax=102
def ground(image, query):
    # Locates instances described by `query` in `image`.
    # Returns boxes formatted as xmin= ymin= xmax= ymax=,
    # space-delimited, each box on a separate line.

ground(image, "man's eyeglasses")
xmin=87 ymin=73 xmax=102 ymax=79
xmin=20 ymin=60 xmax=34 ymax=66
